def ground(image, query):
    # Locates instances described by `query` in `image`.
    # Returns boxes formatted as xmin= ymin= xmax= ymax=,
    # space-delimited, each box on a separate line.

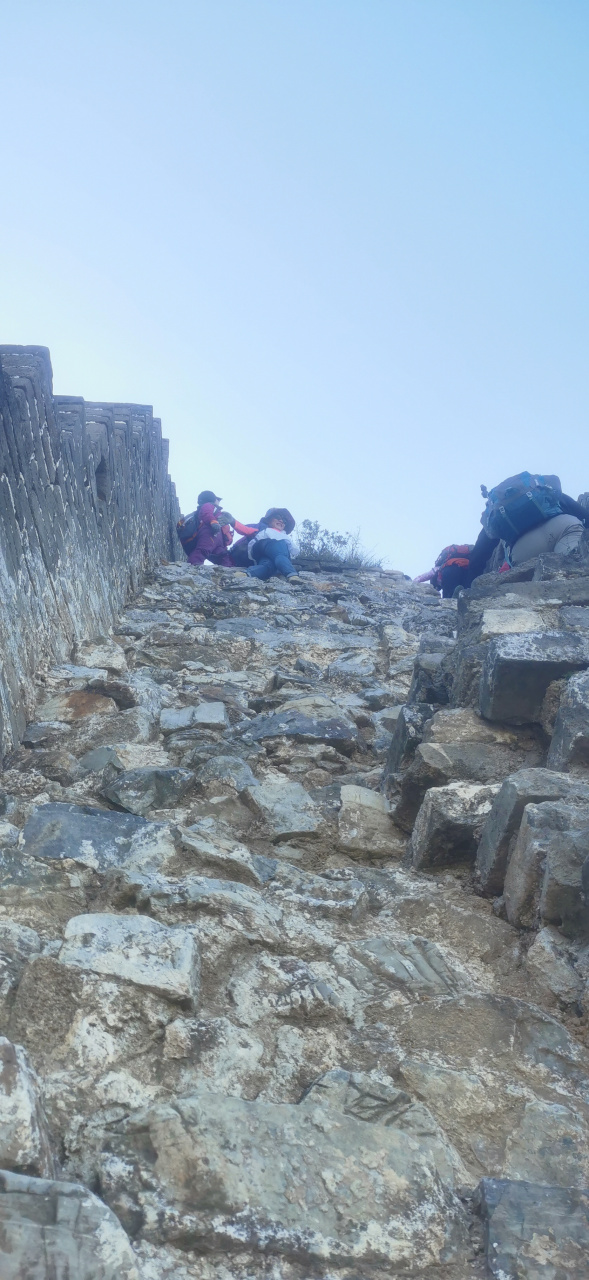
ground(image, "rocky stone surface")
xmin=0 ymin=346 xmax=180 ymax=754
xmin=477 ymin=1177 xmax=589 ymax=1278
xmin=2 ymin=482 xmax=589 ymax=1274
xmin=548 ymin=668 xmax=589 ymax=774
xmin=0 ymin=1168 xmax=140 ymax=1279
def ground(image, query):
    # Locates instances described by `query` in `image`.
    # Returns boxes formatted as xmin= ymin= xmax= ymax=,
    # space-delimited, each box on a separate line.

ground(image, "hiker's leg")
xmin=209 ymin=550 xmax=235 ymax=567
xmin=275 ymin=552 xmax=296 ymax=577
xmin=248 ymin=556 xmax=273 ymax=579
xmin=187 ymin=547 xmax=206 ymax=565
xmin=264 ymin=539 xmax=295 ymax=578
xmin=439 ymin=564 xmax=466 ymax=598
xmin=553 ymin=518 xmax=584 ymax=555
xmin=511 ymin=514 xmax=583 ymax=565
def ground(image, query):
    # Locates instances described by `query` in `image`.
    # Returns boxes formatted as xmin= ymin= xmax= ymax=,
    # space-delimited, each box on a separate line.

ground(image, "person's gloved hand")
xmin=210 ymin=520 xmax=221 ymax=535
xmin=218 ymin=511 xmax=236 ymax=527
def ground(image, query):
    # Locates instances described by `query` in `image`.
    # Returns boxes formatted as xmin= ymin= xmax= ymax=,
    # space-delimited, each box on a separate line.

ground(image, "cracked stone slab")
xmin=504 ymin=799 xmax=589 ymax=934
xmin=480 ymin=632 xmax=589 ymax=724
xmin=21 ymin=802 xmax=150 ymax=870
xmin=57 ymin=913 xmax=200 ymax=1005
xmin=268 ymin=862 xmax=368 ymax=919
xmin=352 ymin=934 xmax=465 ymax=994
xmin=100 ymin=1088 xmax=469 ymax=1266
xmin=144 ymin=874 xmax=283 ymax=944
xmin=0 ymin=1168 xmax=140 ymax=1280
xmin=243 ymin=780 xmax=322 ymax=839
xmin=243 ymin=707 xmax=358 ymax=751
xmin=101 ymin=766 xmax=194 ymax=815
xmin=548 ymin=669 xmax=589 ymax=773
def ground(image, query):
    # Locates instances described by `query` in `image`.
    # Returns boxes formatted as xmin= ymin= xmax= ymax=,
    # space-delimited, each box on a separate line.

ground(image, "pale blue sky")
xmin=1 ymin=1 xmax=588 ymax=574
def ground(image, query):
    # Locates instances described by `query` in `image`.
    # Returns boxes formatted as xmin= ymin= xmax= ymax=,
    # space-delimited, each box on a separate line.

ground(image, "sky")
xmin=0 ymin=0 xmax=588 ymax=576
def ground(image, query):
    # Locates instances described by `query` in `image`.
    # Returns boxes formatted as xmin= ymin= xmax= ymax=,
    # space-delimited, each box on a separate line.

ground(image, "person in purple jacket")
xmin=185 ymin=491 xmax=234 ymax=567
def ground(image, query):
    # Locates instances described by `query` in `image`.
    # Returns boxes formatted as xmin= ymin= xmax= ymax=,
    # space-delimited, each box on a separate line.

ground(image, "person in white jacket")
xmin=247 ymin=514 xmax=302 ymax=583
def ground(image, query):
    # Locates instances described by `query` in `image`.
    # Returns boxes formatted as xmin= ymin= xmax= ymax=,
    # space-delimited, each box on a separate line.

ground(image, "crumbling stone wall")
xmin=0 ymin=346 xmax=180 ymax=755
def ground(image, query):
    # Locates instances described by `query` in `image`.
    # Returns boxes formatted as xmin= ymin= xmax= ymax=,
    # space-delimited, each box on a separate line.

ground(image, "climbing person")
xmin=468 ymin=472 xmax=589 ymax=580
xmin=176 ymin=490 xmax=254 ymax=567
xmin=246 ymin=509 xmax=302 ymax=583
xmin=415 ymin=474 xmax=589 ymax=599
xmin=414 ymin=544 xmax=475 ymax=599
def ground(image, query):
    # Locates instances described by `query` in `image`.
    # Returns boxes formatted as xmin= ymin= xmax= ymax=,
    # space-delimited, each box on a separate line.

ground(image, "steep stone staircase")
xmin=1 ymin=553 xmax=589 ymax=1278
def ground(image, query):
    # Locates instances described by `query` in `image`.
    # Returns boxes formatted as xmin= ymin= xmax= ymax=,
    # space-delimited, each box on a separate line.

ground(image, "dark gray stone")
xmin=78 ymin=745 xmax=124 ymax=774
xmin=548 ymin=670 xmax=589 ymax=772
xmin=21 ymin=722 xmax=71 ymax=748
xmin=21 ymin=802 xmax=148 ymax=867
xmin=295 ymin=657 xmax=321 ymax=676
xmin=477 ymin=1177 xmax=589 ymax=1279
xmin=159 ymin=706 xmax=197 ymax=733
xmin=393 ymin=742 xmax=451 ymax=831
xmin=448 ymin=640 xmax=488 ymax=710
xmin=480 ymin=632 xmax=589 ymax=724
xmin=561 ymin=605 xmax=589 ymax=630
xmin=243 ymin=708 xmax=358 ymax=753
xmin=308 ymin=783 xmax=343 ymax=817
xmin=361 ymin=686 xmax=393 ymax=710
xmin=504 ymin=799 xmax=589 ymax=935
xmin=194 ymin=755 xmax=258 ymax=794
xmin=408 ymin=652 xmax=450 ymax=705
xmin=384 ymin=702 xmax=434 ymax=780
xmin=102 ymin=767 xmax=194 ymax=815
xmin=418 ymin=634 xmax=457 ymax=655
xmin=475 ymin=768 xmax=589 ymax=896
xmin=469 ymin=572 xmax=589 ymax=605
xmin=411 ymin=781 xmax=499 ymax=870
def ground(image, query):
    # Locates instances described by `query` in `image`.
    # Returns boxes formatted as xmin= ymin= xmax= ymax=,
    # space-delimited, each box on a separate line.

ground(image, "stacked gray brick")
xmin=0 ymin=346 xmax=180 ymax=755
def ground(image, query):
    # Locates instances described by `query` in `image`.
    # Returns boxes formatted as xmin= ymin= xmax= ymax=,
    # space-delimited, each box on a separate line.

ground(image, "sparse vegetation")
xmin=296 ymin=520 xmax=383 ymax=569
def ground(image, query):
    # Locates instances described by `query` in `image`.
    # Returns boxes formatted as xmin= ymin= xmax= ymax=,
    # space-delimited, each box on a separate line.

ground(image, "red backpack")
xmin=433 ymin=544 xmax=473 ymax=588
xmin=434 ymin=544 xmax=472 ymax=570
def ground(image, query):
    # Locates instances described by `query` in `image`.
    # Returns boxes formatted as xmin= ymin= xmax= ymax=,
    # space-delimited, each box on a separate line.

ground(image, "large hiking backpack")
xmin=176 ymin=510 xmax=201 ymax=555
xmin=434 ymin=544 xmax=472 ymax=570
xmin=481 ymin=473 xmax=563 ymax=544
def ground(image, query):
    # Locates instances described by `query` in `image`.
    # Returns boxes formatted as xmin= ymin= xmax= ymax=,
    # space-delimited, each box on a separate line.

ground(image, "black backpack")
xmin=481 ymin=473 xmax=563 ymax=544
xmin=176 ymin=510 xmax=201 ymax=555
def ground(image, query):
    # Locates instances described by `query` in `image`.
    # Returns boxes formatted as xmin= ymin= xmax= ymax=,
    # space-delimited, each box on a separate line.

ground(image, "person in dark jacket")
xmin=247 ymin=511 xmax=301 ymax=583
xmin=416 ymin=481 xmax=589 ymax=599
xmin=230 ymin=507 xmax=297 ymax=570
xmin=183 ymin=491 xmax=233 ymax=566
xmin=463 ymin=484 xmax=589 ymax=590
xmin=414 ymin=545 xmax=475 ymax=598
